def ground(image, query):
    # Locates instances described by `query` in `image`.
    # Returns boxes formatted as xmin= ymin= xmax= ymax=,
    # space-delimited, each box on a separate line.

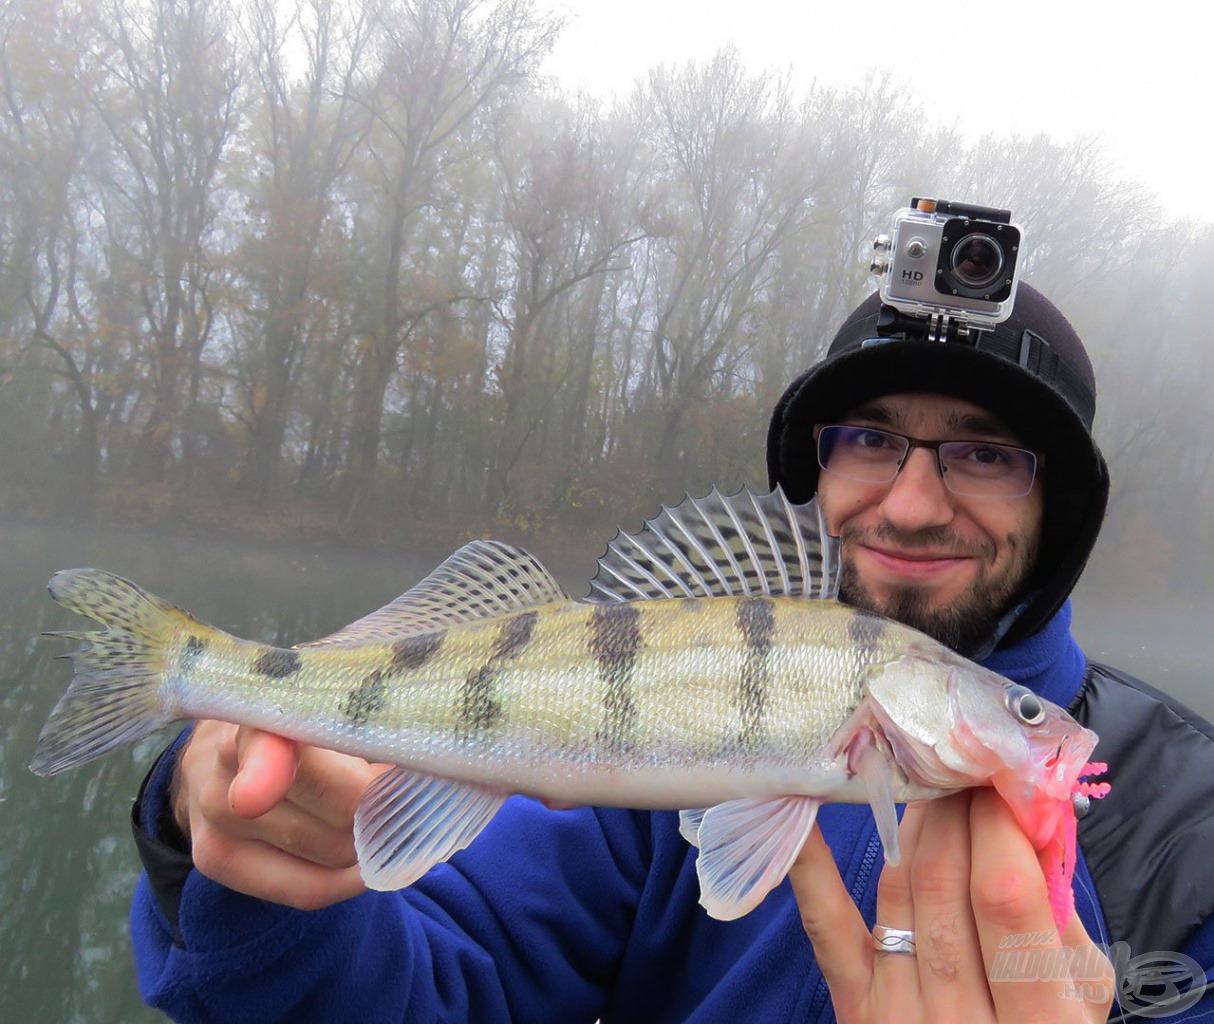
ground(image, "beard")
xmin=837 ymin=521 xmax=1038 ymax=658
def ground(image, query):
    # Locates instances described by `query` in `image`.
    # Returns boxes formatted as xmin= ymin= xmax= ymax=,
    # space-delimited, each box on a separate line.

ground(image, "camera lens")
xmin=949 ymin=233 xmax=1004 ymax=290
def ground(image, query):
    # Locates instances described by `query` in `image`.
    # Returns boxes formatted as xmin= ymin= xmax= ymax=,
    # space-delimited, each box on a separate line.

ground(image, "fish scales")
xmin=165 ymin=597 xmax=920 ymax=807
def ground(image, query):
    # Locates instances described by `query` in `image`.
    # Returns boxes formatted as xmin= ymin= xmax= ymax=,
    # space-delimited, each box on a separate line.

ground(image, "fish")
xmin=29 ymin=487 xmax=1108 ymax=927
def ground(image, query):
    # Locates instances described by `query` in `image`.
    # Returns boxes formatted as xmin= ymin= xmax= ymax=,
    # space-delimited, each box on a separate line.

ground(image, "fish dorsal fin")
xmin=588 ymin=486 xmax=839 ymax=603
xmin=298 ymin=540 xmax=568 ymax=647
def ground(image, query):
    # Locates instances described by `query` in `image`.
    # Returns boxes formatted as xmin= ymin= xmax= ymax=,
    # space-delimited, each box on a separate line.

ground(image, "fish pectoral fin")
xmin=694 ymin=795 xmax=820 ymax=921
xmin=353 ymin=767 xmax=508 ymax=891
xmin=678 ymin=807 xmax=708 ymax=848
xmin=847 ymin=728 xmax=903 ymax=866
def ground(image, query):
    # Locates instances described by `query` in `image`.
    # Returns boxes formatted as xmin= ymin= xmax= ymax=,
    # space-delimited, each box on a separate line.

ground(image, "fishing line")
xmin=1072 ymin=868 xmax=1110 ymax=951
xmin=1073 ymin=868 xmax=1214 ymax=1021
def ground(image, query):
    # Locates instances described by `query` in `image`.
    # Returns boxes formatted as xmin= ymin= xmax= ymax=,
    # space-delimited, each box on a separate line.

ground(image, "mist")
xmin=0 ymin=0 xmax=1209 ymax=684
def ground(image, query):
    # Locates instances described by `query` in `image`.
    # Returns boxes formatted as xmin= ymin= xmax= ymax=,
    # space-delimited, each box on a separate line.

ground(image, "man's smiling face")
xmin=815 ymin=392 xmax=1045 ymax=655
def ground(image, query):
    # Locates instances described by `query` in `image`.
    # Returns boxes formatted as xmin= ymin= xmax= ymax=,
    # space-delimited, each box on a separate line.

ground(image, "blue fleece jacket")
xmin=130 ymin=601 xmax=1214 ymax=1022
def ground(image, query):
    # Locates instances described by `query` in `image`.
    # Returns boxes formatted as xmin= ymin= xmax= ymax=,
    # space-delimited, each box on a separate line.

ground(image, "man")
xmin=130 ymin=285 xmax=1214 ymax=1022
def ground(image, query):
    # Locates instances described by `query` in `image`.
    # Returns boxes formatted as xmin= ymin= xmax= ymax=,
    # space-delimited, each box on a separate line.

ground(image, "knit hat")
xmin=766 ymin=284 xmax=1109 ymax=649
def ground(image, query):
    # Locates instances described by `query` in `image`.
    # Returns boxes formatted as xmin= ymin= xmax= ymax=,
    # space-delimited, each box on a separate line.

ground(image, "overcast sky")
xmin=533 ymin=0 xmax=1212 ymax=224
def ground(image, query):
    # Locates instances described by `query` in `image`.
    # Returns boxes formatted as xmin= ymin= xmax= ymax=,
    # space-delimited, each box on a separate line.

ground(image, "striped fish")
xmin=29 ymin=488 xmax=1108 ymax=925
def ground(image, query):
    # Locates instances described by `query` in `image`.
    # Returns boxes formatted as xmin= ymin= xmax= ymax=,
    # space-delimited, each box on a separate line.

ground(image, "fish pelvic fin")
xmin=298 ymin=540 xmax=569 ymax=647
xmin=30 ymin=569 xmax=202 ymax=776
xmin=588 ymin=486 xmax=839 ymax=603
xmin=694 ymin=795 xmax=820 ymax=920
xmin=679 ymin=807 xmax=708 ymax=848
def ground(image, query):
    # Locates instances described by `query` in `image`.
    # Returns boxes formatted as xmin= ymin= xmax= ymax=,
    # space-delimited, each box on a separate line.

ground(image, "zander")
xmin=29 ymin=488 xmax=1108 ymax=927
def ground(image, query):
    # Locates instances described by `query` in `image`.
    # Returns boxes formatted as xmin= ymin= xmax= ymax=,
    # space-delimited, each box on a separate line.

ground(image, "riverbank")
xmin=3 ymin=480 xmax=620 ymax=581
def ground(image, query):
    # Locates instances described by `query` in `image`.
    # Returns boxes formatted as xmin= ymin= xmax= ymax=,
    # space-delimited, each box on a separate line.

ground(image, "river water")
xmin=1 ymin=521 xmax=1208 ymax=1022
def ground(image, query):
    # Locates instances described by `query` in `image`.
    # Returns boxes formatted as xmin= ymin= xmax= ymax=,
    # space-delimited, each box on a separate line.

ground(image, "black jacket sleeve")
xmin=130 ymin=727 xmax=195 ymax=948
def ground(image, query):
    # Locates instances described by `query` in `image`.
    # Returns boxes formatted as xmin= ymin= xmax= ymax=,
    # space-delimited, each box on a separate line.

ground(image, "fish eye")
xmin=1005 ymin=685 xmax=1045 ymax=726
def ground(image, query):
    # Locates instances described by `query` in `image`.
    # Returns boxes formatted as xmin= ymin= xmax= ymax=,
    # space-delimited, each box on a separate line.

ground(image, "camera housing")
xmin=871 ymin=198 xmax=1023 ymax=327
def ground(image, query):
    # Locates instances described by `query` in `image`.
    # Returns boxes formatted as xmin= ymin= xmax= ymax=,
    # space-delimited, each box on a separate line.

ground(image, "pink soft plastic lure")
xmin=1039 ymin=762 xmax=1112 ymax=930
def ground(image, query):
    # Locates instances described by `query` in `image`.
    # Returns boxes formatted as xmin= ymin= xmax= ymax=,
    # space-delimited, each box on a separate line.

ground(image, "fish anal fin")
xmin=354 ymin=766 xmax=507 ymax=890
xmin=694 ymin=795 xmax=820 ymax=921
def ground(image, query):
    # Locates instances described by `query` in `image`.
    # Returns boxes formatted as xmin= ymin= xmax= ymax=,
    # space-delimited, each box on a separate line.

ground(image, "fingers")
xmin=229 ymin=727 xmax=300 ymax=818
xmin=790 ymin=823 xmax=875 ymax=1008
xmin=198 ymin=783 xmax=359 ymax=869
xmin=792 ymin=791 xmax=1113 ymax=1024
xmin=279 ymin=744 xmax=388 ymax=830
xmin=192 ymin=830 xmax=368 ymax=912
xmin=871 ymin=801 xmax=925 ymax=999
xmin=908 ymin=793 xmax=993 ymax=1018
xmin=969 ymin=789 xmax=1108 ymax=1022
xmin=229 ymin=725 xmax=384 ymax=828
xmin=172 ymin=720 xmax=378 ymax=909
xmin=791 ymin=804 xmax=934 ymax=1019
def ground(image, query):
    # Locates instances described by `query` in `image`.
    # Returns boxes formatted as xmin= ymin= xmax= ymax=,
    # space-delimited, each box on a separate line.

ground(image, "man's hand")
xmin=790 ymin=789 xmax=1114 ymax=1023
xmin=172 ymin=722 xmax=389 ymax=910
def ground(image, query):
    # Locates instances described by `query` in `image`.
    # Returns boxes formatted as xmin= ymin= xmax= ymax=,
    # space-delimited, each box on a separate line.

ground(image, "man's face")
xmin=815 ymin=392 xmax=1044 ymax=655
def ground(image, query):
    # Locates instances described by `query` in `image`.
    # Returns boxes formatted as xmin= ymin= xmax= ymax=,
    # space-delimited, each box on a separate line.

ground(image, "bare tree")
xmin=485 ymin=92 xmax=645 ymax=514
xmin=634 ymin=52 xmax=827 ymax=492
xmin=339 ymin=0 xmax=559 ymax=528
xmin=89 ymin=0 xmax=241 ymax=483
xmin=0 ymin=0 xmax=101 ymax=503
xmin=234 ymin=0 xmax=380 ymax=501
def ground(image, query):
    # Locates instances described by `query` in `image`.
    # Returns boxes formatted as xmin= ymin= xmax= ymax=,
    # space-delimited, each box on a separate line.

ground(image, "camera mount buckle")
xmin=927 ymin=311 xmax=974 ymax=344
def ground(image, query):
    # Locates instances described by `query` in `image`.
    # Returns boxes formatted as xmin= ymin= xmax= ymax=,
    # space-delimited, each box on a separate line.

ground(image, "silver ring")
xmin=872 ymin=925 xmax=917 ymax=956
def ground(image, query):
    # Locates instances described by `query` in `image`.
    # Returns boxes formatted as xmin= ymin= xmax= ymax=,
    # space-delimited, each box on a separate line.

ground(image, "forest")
xmin=1 ymin=0 xmax=1211 ymax=593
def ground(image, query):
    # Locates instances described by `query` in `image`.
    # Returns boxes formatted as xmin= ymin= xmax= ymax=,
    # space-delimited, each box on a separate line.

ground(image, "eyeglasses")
xmin=814 ymin=424 xmax=1040 ymax=499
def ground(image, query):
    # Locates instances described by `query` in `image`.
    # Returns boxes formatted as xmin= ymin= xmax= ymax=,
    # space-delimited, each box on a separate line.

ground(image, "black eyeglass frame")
xmin=812 ymin=423 xmax=1044 ymax=499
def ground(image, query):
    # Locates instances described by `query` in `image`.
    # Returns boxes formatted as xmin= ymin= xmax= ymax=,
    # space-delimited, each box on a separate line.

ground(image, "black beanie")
xmin=765 ymin=284 xmax=1109 ymax=649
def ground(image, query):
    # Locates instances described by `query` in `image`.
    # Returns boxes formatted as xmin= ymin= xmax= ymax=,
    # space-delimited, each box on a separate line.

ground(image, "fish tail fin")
xmin=30 ymin=569 xmax=205 ymax=776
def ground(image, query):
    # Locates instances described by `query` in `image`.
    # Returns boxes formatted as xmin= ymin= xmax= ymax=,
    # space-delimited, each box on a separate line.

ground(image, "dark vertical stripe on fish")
xmin=847 ymin=611 xmax=886 ymax=660
xmin=491 ymin=612 xmax=538 ymax=661
xmin=337 ymin=632 xmax=443 ymax=726
xmin=391 ymin=631 xmax=445 ymax=672
xmin=588 ymin=603 xmax=642 ymax=752
xmin=181 ymin=636 xmax=206 ymax=676
xmin=457 ymin=612 xmax=538 ymax=735
xmin=736 ymin=596 xmax=776 ymax=747
xmin=340 ymin=669 xmax=388 ymax=726
xmin=253 ymin=647 xmax=302 ymax=678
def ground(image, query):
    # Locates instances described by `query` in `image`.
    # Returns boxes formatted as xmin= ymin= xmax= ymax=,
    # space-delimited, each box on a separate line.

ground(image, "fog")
xmin=0 ymin=0 xmax=1210 ymax=674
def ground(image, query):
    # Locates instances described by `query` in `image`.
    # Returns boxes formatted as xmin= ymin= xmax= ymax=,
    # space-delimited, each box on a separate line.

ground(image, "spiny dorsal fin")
xmin=298 ymin=540 xmax=568 ymax=647
xmin=588 ymin=487 xmax=839 ymax=603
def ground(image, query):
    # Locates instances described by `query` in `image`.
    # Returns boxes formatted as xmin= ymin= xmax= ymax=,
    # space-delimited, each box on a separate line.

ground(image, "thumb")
xmin=229 ymin=727 xmax=300 ymax=818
